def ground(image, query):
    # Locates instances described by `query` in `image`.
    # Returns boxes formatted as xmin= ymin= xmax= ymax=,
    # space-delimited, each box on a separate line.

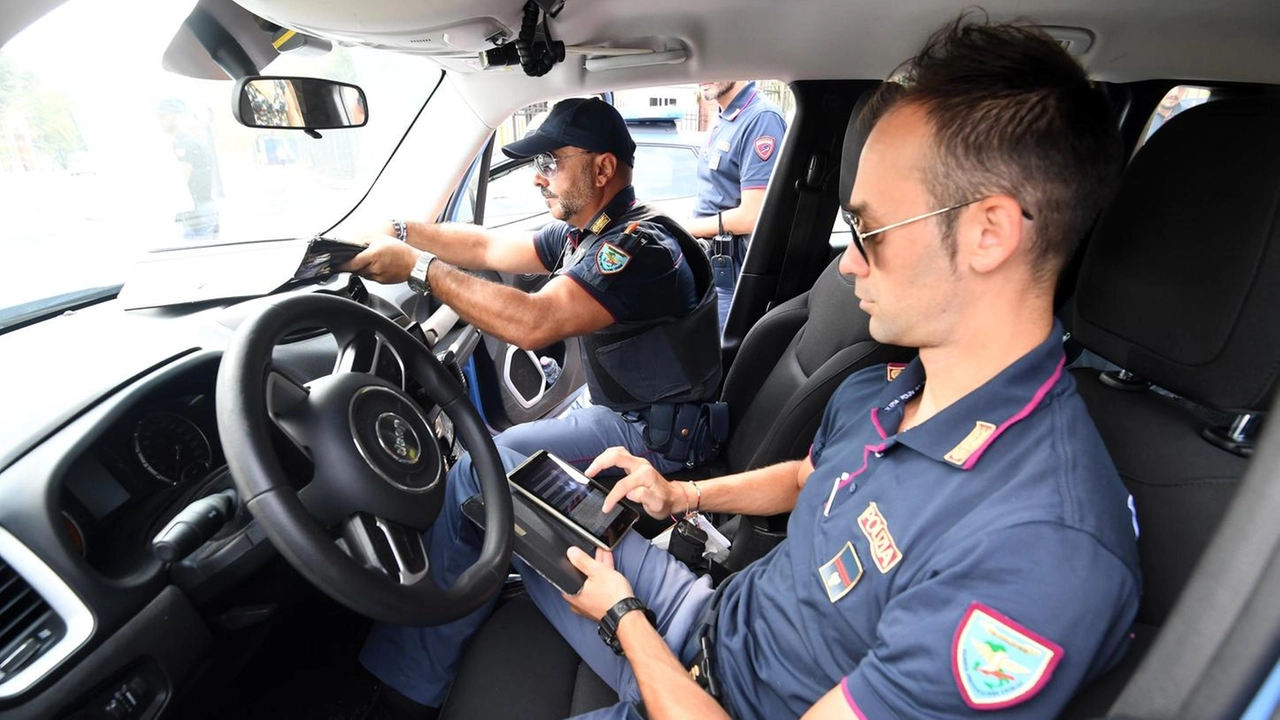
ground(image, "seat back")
xmin=720 ymin=83 xmax=911 ymax=474
xmin=1061 ymin=96 xmax=1280 ymax=717
xmin=720 ymin=255 xmax=910 ymax=472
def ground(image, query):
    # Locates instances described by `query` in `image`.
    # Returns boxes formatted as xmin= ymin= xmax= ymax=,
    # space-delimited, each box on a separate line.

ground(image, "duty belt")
xmin=711 ymin=233 xmax=747 ymax=260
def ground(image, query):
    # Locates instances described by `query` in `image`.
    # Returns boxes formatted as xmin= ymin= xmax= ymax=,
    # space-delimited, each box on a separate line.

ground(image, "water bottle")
xmin=539 ymin=356 xmax=562 ymax=388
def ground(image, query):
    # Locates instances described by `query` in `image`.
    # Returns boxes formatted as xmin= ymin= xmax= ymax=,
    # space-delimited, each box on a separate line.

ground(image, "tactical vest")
xmin=571 ymin=204 xmax=722 ymax=412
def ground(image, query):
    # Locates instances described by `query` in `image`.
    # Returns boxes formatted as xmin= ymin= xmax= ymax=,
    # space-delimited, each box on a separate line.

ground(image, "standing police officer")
xmin=345 ymin=97 xmax=721 ymax=477
xmin=682 ymin=81 xmax=788 ymax=330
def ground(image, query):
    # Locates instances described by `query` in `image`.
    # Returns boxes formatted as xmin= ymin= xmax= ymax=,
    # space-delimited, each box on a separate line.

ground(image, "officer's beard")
xmin=701 ymin=81 xmax=737 ymax=102
xmin=545 ymin=166 xmax=595 ymax=224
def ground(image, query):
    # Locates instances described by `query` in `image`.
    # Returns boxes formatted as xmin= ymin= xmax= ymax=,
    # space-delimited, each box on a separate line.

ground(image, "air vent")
xmin=0 ymin=526 xmax=93 ymax=698
xmin=0 ymin=561 xmax=63 ymax=683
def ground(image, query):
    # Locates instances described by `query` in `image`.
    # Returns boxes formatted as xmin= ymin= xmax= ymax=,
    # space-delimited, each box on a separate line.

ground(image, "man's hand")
xmin=563 ymin=546 xmax=634 ymax=622
xmin=587 ymin=447 xmax=683 ymax=520
xmin=341 ymin=235 xmax=418 ymax=284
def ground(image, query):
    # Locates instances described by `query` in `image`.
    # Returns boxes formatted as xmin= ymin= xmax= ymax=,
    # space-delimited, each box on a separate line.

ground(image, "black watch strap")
xmin=598 ymin=597 xmax=656 ymax=656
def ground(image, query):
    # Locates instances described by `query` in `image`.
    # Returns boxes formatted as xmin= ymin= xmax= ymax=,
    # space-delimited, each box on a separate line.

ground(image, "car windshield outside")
xmin=0 ymin=0 xmax=436 ymax=318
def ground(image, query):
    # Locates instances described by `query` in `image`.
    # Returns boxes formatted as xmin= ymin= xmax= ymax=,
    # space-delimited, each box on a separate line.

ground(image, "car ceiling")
xmin=6 ymin=0 xmax=1279 ymax=129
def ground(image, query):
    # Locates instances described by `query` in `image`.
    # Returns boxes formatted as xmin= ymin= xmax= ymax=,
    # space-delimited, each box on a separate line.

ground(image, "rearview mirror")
xmin=231 ymin=76 xmax=367 ymax=132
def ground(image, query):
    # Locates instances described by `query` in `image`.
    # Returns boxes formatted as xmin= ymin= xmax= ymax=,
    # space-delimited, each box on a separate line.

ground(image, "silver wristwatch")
xmin=407 ymin=250 xmax=437 ymax=295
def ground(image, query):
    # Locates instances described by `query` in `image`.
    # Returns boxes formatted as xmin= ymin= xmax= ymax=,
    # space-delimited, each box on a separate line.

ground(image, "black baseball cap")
xmin=502 ymin=97 xmax=637 ymax=167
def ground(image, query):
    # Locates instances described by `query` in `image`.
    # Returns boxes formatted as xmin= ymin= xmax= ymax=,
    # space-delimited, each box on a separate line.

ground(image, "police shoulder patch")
xmin=596 ymin=242 xmax=631 ymax=274
xmin=953 ymin=603 xmax=1063 ymax=710
xmin=754 ymin=136 xmax=776 ymax=161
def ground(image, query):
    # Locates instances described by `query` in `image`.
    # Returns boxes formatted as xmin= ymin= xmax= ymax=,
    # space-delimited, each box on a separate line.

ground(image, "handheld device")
xmin=506 ymin=451 xmax=638 ymax=550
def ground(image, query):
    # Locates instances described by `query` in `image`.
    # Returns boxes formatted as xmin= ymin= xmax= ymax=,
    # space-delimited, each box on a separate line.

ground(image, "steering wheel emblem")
xmin=376 ymin=412 xmax=421 ymax=465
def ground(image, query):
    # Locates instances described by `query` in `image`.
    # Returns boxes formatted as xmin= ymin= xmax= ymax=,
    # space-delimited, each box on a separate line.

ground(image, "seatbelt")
xmin=771 ymin=151 xmax=832 ymax=308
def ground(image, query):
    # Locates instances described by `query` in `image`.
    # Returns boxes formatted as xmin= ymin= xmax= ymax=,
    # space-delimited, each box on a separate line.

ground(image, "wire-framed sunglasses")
xmin=841 ymin=199 xmax=1034 ymax=261
xmin=532 ymin=150 xmax=594 ymax=178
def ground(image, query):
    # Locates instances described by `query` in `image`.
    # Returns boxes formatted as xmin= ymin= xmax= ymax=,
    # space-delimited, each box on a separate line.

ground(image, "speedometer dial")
xmin=133 ymin=411 xmax=212 ymax=485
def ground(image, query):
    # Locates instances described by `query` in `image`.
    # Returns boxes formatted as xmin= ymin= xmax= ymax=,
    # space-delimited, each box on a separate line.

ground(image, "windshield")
xmin=0 ymin=0 xmax=439 ymax=316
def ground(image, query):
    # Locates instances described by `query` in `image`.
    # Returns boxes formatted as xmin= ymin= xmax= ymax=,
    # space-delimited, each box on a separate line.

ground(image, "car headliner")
xmin=6 ymin=0 xmax=1279 ymax=132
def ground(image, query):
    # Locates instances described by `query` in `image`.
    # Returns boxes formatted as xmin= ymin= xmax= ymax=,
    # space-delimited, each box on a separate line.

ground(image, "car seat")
xmin=1060 ymin=96 xmax=1280 ymax=717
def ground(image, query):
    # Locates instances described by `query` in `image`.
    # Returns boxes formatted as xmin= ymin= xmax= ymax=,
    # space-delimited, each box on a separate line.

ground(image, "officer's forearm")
xmin=428 ymin=263 xmax=560 ymax=350
xmin=401 ymin=221 xmax=496 ymax=269
xmin=617 ymin=614 xmax=729 ymax=720
xmin=683 ymin=215 xmax=722 ymax=238
xmin=684 ymin=191 xmax=765 ymax=238
xmin=692 ymin=460 xmax=804 ymax=516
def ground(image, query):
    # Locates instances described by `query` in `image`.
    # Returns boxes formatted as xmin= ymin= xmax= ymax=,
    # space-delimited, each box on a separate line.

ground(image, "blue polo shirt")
xmin=693 ymin=82 xmax=789 ymax=219
xmin=713 ymin=323 xmax=1141 ymax=719
xmin=533 ymin=186 xmax=698 ymax=322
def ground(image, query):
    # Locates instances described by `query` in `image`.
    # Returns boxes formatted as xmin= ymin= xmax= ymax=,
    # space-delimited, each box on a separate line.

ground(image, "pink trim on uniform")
xmin=837 ymin=442 xmax=886 ymax=492
xmin=841 ymin=678 xmax=870 ymax=719
xmin=722 ymin=89 xmax=760 ymax=121
xmin=740 ymin=184 xmax=769 ymax=191
xmin=961 ymin=356 xmax=1066 ymax=470
xmin=870 ymin=408 xmax=888 ymax=440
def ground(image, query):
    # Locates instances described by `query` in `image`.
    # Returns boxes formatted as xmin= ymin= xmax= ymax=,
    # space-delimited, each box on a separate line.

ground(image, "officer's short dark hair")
xmin=881 ymin=13 xmax=1122 ymax=282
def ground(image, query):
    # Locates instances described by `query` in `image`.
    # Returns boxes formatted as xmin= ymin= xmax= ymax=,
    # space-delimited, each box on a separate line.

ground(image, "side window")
xmin=1139 ymin=85 xmax=1213 ymax=145
xmin=485 ymin=164 xmax=545 ymax=230
xmin=482 ymin=82 xmax=795 ymax=233
xmin=453 ymin=156 xmax=483 ymax=225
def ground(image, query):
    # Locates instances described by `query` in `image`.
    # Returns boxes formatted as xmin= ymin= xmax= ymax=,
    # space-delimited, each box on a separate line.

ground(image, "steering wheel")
xmin=216 ymin=292 xmax=512 ymax=625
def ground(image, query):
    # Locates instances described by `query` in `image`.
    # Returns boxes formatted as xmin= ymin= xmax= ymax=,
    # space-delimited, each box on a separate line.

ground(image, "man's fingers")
xmin=341 ymin=250 xmax=374 ymax=273
xmin=602 ymin=473 xmax=647 ymax=513
xmin=595 ymin=548 xmax=615 ymax=570
xmin=583 ymin=446 xmax=633 ymax=478
xmin=566 ymin=545 xmax=599 ymax=573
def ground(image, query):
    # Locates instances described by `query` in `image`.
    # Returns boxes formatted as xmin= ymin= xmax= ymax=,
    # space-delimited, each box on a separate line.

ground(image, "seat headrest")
xmin=795 ymin=255 xmax=867 ymax=373
xmin=1073 ymin=97 xmax=1280 ymax=412
xmin=838 ymin=83 xmax=907 ymax=206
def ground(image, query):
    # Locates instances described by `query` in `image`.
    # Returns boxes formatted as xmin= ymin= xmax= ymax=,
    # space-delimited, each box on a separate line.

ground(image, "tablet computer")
xmin=461 ymin=491 xmax=594 ymax=595
xmin=506 ymin=451 xmax=638 ymax=550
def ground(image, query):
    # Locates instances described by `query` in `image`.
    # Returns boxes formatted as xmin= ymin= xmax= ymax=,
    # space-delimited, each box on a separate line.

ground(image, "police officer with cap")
xmin=682 ymin=81 xmax=787 ymax=331
xmin=348 ymin=97 xmax=722 ymax=718
xmin=346 ymin=97 xmax=720 ymax=472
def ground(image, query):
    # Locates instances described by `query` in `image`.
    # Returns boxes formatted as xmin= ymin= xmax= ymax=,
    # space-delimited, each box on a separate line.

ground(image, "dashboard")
xmin=0 ymin=273 xmax=478 ymax=719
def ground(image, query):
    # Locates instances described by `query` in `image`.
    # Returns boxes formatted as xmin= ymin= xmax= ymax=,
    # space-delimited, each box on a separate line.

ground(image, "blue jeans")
xmin=359 ymin=447 xmax=716 ymax=717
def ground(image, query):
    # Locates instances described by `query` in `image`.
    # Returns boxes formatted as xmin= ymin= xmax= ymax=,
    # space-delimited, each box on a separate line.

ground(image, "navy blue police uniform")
xmin=702 ymin=321 xmax=1141 ymax=718
xmin=494 ymin=184 xmax=722 ymax=472
xmin=363 ymin=322 xmax=1140 ymax=718
xmin=533 ymin=186 xmax=697 ymax=333
xmin=693 ymin=81 xmax=788 ymax=327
